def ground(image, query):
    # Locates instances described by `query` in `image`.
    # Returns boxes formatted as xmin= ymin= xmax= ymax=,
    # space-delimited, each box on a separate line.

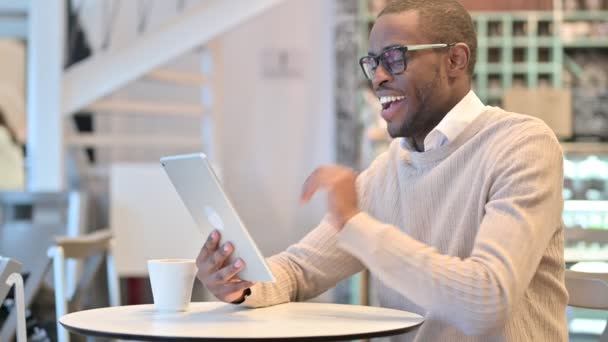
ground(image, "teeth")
xmin=379 ymin=96 xmax=405 ymax=105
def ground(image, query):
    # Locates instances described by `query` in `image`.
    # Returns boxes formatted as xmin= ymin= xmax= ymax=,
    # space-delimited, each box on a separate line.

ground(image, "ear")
xmin=446 ymin=43 xmax=470 ymax=77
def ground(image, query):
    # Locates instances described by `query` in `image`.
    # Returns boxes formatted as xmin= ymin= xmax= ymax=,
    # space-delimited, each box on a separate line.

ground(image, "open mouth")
xmin=379 ymin=96 xmax=405 ymax=121
xmin=380 ymin=96 xmax=405 ymax=110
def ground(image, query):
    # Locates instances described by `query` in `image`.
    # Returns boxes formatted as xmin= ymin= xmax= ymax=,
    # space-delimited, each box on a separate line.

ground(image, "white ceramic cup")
xmin=147 ymin=259 xmax=197 ymax=312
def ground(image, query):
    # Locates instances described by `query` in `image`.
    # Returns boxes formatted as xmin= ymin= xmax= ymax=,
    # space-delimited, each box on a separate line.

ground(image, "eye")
xmin=383 ymin=49 xmax=405 ymax=67
xmin=382 ymin=49 xmax=405 ymax=73
xmin=361 ymin=56 xmax=378 ymax=70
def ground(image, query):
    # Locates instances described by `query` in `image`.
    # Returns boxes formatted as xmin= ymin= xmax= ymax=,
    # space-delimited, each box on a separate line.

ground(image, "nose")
xmin=372 ymin=63 xmax=392 ymax=91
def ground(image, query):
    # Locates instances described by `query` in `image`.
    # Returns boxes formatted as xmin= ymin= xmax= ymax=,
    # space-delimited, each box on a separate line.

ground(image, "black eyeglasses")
xmin=359 ymin=43 xmax=455 ymax=81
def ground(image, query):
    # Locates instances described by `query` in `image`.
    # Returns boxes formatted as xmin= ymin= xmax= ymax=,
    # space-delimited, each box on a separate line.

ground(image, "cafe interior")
xmin=1 ymin=0 xmax=608 ymax=341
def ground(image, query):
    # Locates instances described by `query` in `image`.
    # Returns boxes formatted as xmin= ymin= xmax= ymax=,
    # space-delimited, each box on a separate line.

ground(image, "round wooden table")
xmin=60 ymin=302 xmax=424 ymax=341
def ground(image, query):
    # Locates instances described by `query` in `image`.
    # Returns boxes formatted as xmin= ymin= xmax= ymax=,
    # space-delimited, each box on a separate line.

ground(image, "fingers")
xmin=205 ymin=259 xmax=254 ymax=303
xmin=203 ymin=241 xmax=234 ymax=275
xmin=301 ymin=166 xmax=354 ymax=203
xmin=300 ymin=167 xmax=328 ymax=203
xmin=196 ymin=230 xmax=235 ymax=279
xmin=209 ymin=258 xmax=247 ymax=285
xmin=195 ymin=234 xmax=254 ymax=304
xmin=196 ymin=230 xmax=220 ymax=264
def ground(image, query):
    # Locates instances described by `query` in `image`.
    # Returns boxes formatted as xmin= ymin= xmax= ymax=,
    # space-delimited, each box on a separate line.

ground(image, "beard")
xmin=390 ymin=67 xmax=445 ymax=140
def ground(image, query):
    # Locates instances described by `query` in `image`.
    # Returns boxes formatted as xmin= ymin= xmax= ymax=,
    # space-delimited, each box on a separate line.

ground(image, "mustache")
xmin=375 ymin=86 xmax=405 ymax=96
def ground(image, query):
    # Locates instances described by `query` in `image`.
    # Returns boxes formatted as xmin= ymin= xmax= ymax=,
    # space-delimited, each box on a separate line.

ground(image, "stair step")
xmin=86 ymin=100 xmax=204 ymax=116
xmin=66 ymin=133 xmax=202 ymax=147
xmin=145 ymin=69 xmax=206 ymax=86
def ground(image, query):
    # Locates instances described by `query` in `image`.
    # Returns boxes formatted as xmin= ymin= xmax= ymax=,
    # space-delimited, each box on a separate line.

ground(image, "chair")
xmin=48 ymin=229 xmax=121 ymax=342
xmin=0 ymin=191 xmax=89 ymax=341
xmin=565 ymin=263 xmax=608 ymax=341
xmin=0 ymin=257 xmax=26 ymax=342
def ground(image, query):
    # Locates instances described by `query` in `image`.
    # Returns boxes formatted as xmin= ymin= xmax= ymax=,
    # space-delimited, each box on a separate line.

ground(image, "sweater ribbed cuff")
xmin=240 ymin=282 xmax=264 ymax=307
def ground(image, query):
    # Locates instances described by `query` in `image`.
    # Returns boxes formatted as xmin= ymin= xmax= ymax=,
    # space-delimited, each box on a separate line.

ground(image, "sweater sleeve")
xmin=337 ymin=126 xmax=564 ymax=335
xmin=241 ymin=151 xmax=391 ymax=308
xmin=242 ymin=216 xmax=365 ymax=308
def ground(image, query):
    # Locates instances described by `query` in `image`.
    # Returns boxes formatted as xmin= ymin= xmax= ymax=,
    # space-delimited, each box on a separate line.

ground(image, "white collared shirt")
xmin=403 ymin=90 xmax=487 ymax=152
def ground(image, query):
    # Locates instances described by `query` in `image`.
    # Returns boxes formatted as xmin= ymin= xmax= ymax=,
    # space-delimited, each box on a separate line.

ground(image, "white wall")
xmin=74 ymin=0 xmax=336 ymax=257
xmin=217 ymin=0 xmax=336 ymax=256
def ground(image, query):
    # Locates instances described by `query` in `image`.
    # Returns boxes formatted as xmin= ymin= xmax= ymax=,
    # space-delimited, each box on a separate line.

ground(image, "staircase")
xmin=0 ymin=1 xmax=288 ymax=340
xmin=14 ymin=0 xmax=287 ymax=191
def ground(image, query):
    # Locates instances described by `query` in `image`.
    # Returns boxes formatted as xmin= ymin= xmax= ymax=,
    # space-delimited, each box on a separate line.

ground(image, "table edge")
xmin=60 ymin=320 xmax=423 ymax=342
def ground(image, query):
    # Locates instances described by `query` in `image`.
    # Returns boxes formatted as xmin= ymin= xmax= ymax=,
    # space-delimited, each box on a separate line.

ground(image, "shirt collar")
xmin=400 ymin=90 xmax=486 ymax=152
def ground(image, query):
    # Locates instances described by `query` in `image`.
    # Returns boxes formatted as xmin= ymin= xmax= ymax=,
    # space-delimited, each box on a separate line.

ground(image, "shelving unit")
xmin=359 ymin=3 xmax=608 ymax=105
xmin=474 ymin=11 xmax=564 ymax=104
xmin=473 ymin=10 xmax=608 ymax=105
xmin=562 ymin=142 xmax=608 ymax=155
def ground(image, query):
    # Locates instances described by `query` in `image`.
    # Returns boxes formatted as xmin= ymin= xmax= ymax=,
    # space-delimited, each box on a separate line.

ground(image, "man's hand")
xmin=301 ymin=165 xmax=360 ymax=229
xmin=195 ymin=230 xmax=253 ymax=303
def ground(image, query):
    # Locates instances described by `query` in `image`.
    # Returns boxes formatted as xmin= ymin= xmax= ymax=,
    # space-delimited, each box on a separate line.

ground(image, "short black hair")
xmin=379 ymin=0 xmax=477 ymax=76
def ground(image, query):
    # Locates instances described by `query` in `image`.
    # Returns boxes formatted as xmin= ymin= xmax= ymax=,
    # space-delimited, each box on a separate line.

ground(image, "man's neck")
xmin=409 ymin=136 xmax=425 ymax=152
xmin=409 ymin=87 xmax=472 ymax=152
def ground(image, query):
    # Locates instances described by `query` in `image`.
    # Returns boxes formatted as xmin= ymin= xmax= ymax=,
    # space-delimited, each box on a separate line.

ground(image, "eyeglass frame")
xmin=359 ymin=43 xmax=456 ymax=81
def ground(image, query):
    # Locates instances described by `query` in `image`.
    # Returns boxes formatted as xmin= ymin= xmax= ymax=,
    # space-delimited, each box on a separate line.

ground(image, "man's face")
xmin=368 ymin=11 xmax=450 ymax=139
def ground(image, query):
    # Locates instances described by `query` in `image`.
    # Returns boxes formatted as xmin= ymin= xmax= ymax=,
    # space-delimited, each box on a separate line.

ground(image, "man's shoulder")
xmin=480 ymin=107 xmax=559 ymax=145
xmin=476 ymin=107 xmax=563 ymax=166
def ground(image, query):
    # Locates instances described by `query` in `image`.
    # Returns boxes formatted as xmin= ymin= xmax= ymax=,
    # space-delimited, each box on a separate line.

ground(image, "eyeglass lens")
xmin=361 ymin=48 xmax=407 ymax=80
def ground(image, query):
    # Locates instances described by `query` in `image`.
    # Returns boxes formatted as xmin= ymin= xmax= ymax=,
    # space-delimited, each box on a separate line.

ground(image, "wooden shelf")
xmin=484 ymin=63 xmax=555 ymax=73
xmin=562 ymin=38 xmax=608 ymax=48
xmin=563 ymin=11 xmax=608 ymax=21
xmin=85 ymin=99 xmax=204 ymax=117
xmin=485 ymin=37 xmax=555 ymax=48
xmin=66 ymin=134 xmax=202 ymax=148
xmin=561 ymin=142 xmax=608 ymax=155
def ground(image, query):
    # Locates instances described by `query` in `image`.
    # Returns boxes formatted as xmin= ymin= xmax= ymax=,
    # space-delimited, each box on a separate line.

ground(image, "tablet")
xmin=160 ymin=153 xmax=275 ymax=283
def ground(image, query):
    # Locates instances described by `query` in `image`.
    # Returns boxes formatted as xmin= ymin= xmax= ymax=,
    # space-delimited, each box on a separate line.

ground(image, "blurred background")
xmin=0 ymin=0 xmax=607 ymax=341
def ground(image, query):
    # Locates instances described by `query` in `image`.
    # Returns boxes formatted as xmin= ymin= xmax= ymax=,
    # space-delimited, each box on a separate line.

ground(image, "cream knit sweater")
xmin=243 ymin=107 xmax=568 ymax=341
